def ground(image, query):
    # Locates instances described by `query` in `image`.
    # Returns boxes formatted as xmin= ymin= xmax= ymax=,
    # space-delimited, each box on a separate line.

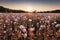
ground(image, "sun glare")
xmin=26 ymin=7 xmax=34 ymax=12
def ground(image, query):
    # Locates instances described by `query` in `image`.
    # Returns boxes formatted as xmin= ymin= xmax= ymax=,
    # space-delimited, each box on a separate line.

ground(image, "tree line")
xmin=0 ymin=6 xmax=60 ymax=13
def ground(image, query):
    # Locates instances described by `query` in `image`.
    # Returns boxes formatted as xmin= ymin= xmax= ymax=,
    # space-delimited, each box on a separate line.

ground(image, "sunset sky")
xmin=0 ymin=0 xmax=60 ymax=12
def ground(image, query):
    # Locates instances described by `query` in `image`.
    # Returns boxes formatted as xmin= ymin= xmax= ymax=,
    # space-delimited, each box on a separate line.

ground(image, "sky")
xmin=0 ymin=0 xmax=60 ymax=12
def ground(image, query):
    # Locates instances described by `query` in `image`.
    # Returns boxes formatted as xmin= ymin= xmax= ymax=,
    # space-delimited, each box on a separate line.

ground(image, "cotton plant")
xmin=19 ymin=25 xmax=27 ymax=33
xmin=29 ymin=27 xmax=35 ymax=31
xmin=55 ymin=24 xmax=60 ymax=27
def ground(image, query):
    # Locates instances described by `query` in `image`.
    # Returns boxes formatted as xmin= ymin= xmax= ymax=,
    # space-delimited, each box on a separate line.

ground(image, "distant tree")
xmin=0 ymin=6 xmax=27 ymax=13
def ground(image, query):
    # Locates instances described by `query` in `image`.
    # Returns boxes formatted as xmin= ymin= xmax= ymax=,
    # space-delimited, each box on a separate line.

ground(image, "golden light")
xmin=26 ymin=7 xmax=34 ymax=12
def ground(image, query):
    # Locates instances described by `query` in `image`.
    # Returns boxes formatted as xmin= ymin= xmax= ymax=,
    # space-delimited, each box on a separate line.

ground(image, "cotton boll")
xmin=4 ymin=31 xmax=6 ymax=33
xmin=23 ymin=16 xmax=27 ymax=20
xmin=55 ymin=24 xmax=60 ymax=27
xmin=45 ymin=20 xmax=49 ymax=23
xmin=19 ymin=25 xmax=24 ymax=29
xmin=24 ymin=33 xmax=27 ymax=38
xmin=29 ymin=27 xmax=35 ymax=31
xmin=5 ymin=20 xmax=8 ymax=23
xmin=52 ymin=23 xmax=54 ymax=25
xmin=40 ymin=25 xmax=46 ymax=29
xmin=22 ymin=28 xmax=27 ymax=33
xmin=37 ymin=22 xmax=39 ymax=26
xmin=4 ymin=24 xmax=6 ymax=28
xmin=48 ymin=16 xmax=51 ymax=19
xmin=10 ymin=28 xmax=12 ymax=31
xmin=19 ymin=25 xmax=25 ymax=29
xmin=14 ymin=18 xmax=18 ymax=21
xmin=28 ymin=19 xmax=32 ymax=22
xmin=54 ymin=21 xmax=57 ymax=24
xmin=14 ymin=22 xmax=17 ymax=24
xmin=40 ymin=25 xmax=45 ymax=28
xmin=41 ymin=18 xmax=44 ymax=21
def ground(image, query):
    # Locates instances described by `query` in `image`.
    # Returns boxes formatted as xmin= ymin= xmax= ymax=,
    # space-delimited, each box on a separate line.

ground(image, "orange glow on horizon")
xmin=26 ymin=6 xmax=34 ymax=12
